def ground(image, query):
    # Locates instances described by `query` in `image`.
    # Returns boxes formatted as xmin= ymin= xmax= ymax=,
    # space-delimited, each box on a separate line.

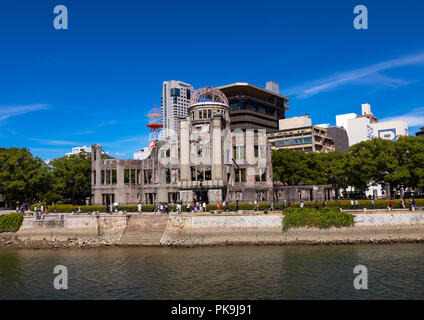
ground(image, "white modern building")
xmin=161 ymin=80 xmax=194 ymax=138
xmin=133 ymin=147 xmax=151 ymax=160
xmin=66 ymin=146 xmax=109 ymax=157
xmin=66 ymin=145 xmax=91 ymax=156
xmin=336 ymin=103 xmax=408 ymax=146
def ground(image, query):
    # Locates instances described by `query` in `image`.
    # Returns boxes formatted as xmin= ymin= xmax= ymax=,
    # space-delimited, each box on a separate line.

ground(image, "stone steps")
xmin=119 ymin=215 xmax=169 ymax=246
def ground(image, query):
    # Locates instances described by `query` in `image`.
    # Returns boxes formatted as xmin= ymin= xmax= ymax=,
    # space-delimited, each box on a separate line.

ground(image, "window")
xmin=93 ymin=171 xmax=96 ymax=185
xmin=112 ymin=170 xmax=117 ymax=184
xmin=255 ymin=168 xmax=266 ymax=182
xmin=124 ymin=169 xmax=130 ymax=184
xmin=160 ymin=149 xmax=170 ymax=158
xmin=199 ymin=109 xmax=202 ymax=119
xmin=186 ymin=89 xmax=191 ymax=100
xmin=234 ymin=146 xmax=245 ymax=160
xmin=166 ymin=168 xmax=171 ymax=184
xmin=234 ymin=169 xmax=246 ymax=182
xmin=170 ymin=88 xmax=180 ymax=97
xmin=144 ymin=170 xmax=153 ymax=184
xmin=208 ymin=109 xmax=211 ymax=118
xmin=131 ymin=169 xmax=136 ymax=184
xmin=101 ymin=170 xmax=105 ymax=185
xmin=203 ymin=109 xmax=207 ymax=119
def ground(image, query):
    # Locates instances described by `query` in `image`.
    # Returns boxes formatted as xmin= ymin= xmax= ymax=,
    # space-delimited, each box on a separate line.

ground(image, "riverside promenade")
xmin=0 ymin=209 xmax=422 ymax=248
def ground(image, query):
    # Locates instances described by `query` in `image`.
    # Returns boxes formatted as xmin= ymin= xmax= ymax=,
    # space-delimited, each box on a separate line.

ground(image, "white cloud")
xmin=380 ymin=106 xmax=424 ymax=128
xmin=30 ymin=138 xmax=81 ymax=146
xmin=0 ymin=104 xmax=49 ymax=121
xmin=285 ymin=52 xmax=424 ymax=98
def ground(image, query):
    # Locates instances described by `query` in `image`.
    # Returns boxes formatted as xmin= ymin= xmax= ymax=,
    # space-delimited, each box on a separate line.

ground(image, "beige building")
xmin=267 ymin=115 xmax=335 ymax=153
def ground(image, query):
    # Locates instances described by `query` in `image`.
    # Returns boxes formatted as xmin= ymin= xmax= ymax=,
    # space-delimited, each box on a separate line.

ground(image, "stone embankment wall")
xmin=17 ymin=214 xmax=127 ymax=245
xmin=14 ymin=212 xmax=424 ymax=247
xmin=160 ymin=213 xmax=424 ymax=246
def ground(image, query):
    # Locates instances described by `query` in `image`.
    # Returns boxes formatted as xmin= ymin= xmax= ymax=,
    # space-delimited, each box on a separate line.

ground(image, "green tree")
xmin=319 ymin=151 xmax=349 ymax=199
xmin=272 ymin=149 xmax=326 ymax=185
xmin=49 ymin=152 xmax=91 ymax=204
xmin=0 ymin=147 xmax=51 ymax=205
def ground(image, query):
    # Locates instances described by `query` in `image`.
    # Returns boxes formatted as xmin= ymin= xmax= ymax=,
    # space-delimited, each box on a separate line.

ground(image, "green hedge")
xmin=0 ymin=213 xmax=24 ymax=232
xmin=282 ymin=208 xmax=354 ymax=231
xmin=28 ymin=198 xmax=424 ymax=213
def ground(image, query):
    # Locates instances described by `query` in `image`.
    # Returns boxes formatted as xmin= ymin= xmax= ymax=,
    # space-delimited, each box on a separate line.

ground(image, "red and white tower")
xmin=146 ymin=104 xmax=163 ymax=150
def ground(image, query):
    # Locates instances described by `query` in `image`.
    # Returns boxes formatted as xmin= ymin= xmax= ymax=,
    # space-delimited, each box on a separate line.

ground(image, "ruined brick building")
xmin=91 ymin=87 xmax=274 ymax=206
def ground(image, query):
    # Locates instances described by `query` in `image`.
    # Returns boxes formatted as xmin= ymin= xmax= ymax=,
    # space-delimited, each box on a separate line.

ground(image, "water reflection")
xmin=0 ymin=244 xmax=423 ymax=299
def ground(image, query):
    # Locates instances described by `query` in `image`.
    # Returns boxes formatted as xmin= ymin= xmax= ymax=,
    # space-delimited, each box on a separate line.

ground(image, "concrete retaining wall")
xmin=160 ymin=213 xmax=424 ymax=246
xmin=17 ymin=214 xmax=127 ymax=244
xmin=15 ymin=212 xmax=424 ymax=247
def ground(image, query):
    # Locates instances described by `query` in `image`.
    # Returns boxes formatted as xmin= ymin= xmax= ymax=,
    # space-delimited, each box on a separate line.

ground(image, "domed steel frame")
xmin=189 ymin=86 xmax=229 ymax=107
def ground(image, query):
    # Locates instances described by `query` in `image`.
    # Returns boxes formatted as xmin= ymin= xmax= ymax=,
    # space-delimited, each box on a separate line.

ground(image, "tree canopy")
xmin=0 ymin=148 xmax=91 ymax=205
xmin=272 ymin=136 xmax=424 ymax=198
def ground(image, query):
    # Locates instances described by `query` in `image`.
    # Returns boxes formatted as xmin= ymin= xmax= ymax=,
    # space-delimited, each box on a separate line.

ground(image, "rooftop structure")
xmin=217 ymin=82 xmax=290 ymax=132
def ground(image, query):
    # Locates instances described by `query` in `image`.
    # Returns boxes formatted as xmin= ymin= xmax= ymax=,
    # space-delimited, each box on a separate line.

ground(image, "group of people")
xmin=15 ymin=202 xmax=49 ymax=214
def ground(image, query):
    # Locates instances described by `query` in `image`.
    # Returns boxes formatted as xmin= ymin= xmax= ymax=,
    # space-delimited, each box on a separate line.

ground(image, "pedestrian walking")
xmin=254 ymin=200 xmax=258 ymax=212
xmin=235 ymin=200 xmax=239 ymax=212
xmin=388 ymin=199 xmax=393 ymax=212
xmin=401 ymin=199 xmax=405 ymax=209
xmin=202 ymin=201 xmax=206 ymax=213
xmin=300 ymin=201 xmax=304 ymax=209
xmin=355 ymin=199 xmax=359 ymax=209
xmin=137 ymin=203 xmax=142 ymax=213
xmin=315 ymin=200 xmax=319 ymax=210
xmin=217 ymin=202 xmax=221 ymax=213
xmin=323 ymin=200 xmax=327 ymax=209
xmin=371 ymin=199 xmax=375 ymax=210
xmin=350 ymin=200 xmax=354 ymax=210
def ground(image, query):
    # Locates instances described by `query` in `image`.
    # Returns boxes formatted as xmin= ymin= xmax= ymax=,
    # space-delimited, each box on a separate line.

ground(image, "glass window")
xmin=170 ymin=88 xmax=180 ymax=97
xmin=234 ymin=146 xmax=245 ymax=160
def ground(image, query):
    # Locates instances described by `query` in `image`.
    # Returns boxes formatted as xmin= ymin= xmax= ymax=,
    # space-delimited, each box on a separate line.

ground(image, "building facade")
xmin=91 ymin=86 xmax=274 ymax=206
xmin=336 ymin=103 xmax=408 ymax=146
xmin=266 ymin=115 xmax=335 ymax=153
xmin=161 ymin=80 xmax=194 ymax=138
xmin=217 ymin=82 xmax=290 ymax=132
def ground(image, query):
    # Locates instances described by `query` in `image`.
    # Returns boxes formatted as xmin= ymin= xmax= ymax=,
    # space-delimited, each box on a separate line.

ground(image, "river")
xmin=0 ymin=243 xmax=423 ymax=299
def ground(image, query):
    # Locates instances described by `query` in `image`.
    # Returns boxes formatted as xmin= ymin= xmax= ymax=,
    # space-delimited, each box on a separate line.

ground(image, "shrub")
xmin=0 ymin=213 xmax=24 ymax=232
xmin=282 ymin=208 xmax=354 ymax=231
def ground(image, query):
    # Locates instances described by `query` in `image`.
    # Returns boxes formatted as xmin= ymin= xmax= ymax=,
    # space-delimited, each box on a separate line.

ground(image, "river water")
xmin=0 ymin=243 xmax=423 ymax=299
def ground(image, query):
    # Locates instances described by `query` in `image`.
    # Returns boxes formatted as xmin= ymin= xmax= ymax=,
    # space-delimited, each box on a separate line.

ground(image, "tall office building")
xmin=161 ymin=80 xmax=194 ymax=138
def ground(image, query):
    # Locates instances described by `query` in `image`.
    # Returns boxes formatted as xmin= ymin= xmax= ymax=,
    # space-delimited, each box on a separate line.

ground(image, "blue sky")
xmin=0 ymin=0 xmax=423 ymax=160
